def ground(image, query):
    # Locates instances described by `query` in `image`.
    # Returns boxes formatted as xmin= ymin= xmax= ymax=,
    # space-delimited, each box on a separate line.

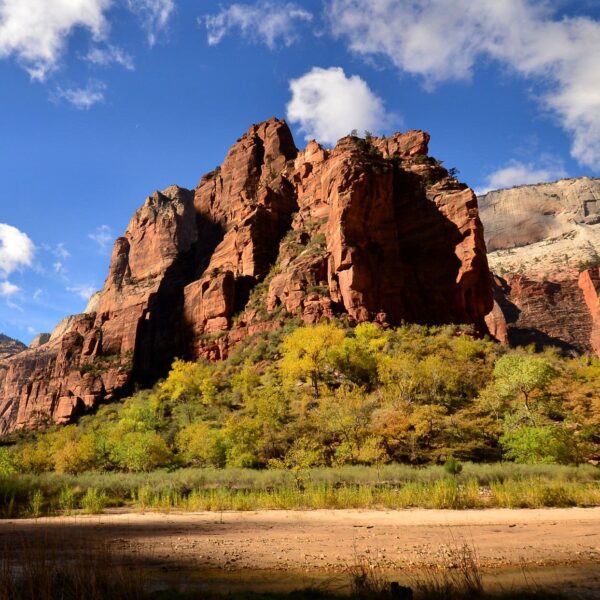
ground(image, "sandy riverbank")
xmin=2 ymin=508 xmax=600 ymax=596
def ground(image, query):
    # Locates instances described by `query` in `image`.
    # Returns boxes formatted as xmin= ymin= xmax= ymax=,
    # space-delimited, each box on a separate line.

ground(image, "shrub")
xmin=444 ymin=457 xmax=463 ymax=476
xmin=58 ymin=487 xmax=78 ymax=514
xmin=0 ymin=447 xmax=16 ymax=476
xmin=81 ymin=488 xmax=108 ymax=514
xmin=110 ymin=431 xmax=172 ymax=472
xmin=53 ymin=434 xmax=98 ymax=474
xmin=501 ymin=425 xmax=577 ymax=464
xmin=28 ymin=489 xmax=44 ymax=518
xmin=176 ymin=421 xmax=225 ymax=467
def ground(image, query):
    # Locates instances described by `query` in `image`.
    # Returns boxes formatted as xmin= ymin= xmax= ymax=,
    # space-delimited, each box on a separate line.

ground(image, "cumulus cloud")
xmin=127 ymin=0 xmax=174 ymax=46
xmin=55 ymin=79 xmax=106 ymax=109
xmin=476 ymin=159 xmax=567 ymax=196
xmin=85 ymin=44 xmax=134 ymax=70
xmin=0 ymin=223 xmax=35 ymax=278
xmin=205 ymin=1 xmax=312 ymax=49
xmin=287 ymin=67 xmax=396 ymax=145
xmin=0 ymin=0 xmax=111 ymax=80
xmin=328 ymin=0 xmax=600 ymax=170
xmin=88 ymin=224 xmax=113 ymax=252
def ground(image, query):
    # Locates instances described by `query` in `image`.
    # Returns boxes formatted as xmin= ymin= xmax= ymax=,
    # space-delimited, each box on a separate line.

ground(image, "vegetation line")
xmin=2 ymin=322 xmax=600 ymax=518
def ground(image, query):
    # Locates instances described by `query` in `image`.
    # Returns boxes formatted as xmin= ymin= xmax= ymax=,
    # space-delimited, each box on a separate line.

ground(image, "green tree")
xmin=52 ymin=433 xmax=98 ymax=474
xmin=493 ymin=354 xmax=555 ymax=415
xmin=500 ymin=425 xmax=577 ymax=464
xmin=222 ymin=415 xmax=263 ymax=468
xmin=110 ymin=431 xmax=172 ymax=472
xmin=0 ymin=447 xmax=16 ymax=476
xmin=333 ymin=322 xmax=387 ymax=388
xmin=314 ymin=387 xmax=383 ymax=465
xmin=176 ymin=421 xmax=225 ymax=467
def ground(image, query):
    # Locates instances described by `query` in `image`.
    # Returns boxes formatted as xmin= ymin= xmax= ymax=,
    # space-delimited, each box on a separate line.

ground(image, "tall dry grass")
xmin=1 ymin=463 xmax=599 ymax=517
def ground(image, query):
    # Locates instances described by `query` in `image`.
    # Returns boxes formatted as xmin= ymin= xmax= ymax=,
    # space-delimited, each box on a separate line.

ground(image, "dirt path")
xmin=2 ymin=508 xmax=600 ymax=595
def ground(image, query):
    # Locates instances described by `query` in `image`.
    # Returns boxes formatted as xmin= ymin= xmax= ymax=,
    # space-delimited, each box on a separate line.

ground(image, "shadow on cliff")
xmin=132 ymin=213 xmax=225 ymax=387
xmin=492 ymin=276 xmax=581 ymax=355
xmin=388 ymin=167 xmax=491 ymax=329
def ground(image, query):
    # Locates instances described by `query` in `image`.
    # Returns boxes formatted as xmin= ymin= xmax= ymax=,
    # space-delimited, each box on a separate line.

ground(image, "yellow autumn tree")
xmin=280 ymin=323 xmax=345 ymax=397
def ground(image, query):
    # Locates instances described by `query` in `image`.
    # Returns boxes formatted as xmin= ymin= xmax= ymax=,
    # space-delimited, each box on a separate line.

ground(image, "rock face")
xmin=0 ymin=334 xmax=26 ymax=361
xmin=29 ymin=334 xmax=50 ymax=349
xmin=480 ymin=177 xmax=600 ymax=253
xmin=480 ymin=178 xmax=600 ymax=354
xmin=0 ymin=119 xmax=493 ymax=433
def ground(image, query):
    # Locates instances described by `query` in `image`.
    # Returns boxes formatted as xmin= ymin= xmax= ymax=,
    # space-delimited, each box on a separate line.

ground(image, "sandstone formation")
xmin=578 ymin=269 xmax=600 ymax=356
xmin=0 ymin=334 xmax=26 ymax=361
xmin=479 ymin=177 xmax=600 ymax=354
xmin=480 ymin=177 xmax=600 ymax=254
xmin=0 ymin=119 xmax=493 ymax=433
xmin=29 ymin=334 xmax=50 ymax=349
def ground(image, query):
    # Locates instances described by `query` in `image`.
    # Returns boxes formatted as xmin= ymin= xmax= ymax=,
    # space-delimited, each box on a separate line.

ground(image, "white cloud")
xmin=67 ymin=284 xmax=96 ymax=300
xmin=476 ymin=159 xmax=567 ymax=196
xmin=85 ymin=44 xmax=134 ymax=70
xmin=204 ymin=1 xmax=312 ymax=49
xmin=0 ymin=0 xmax=111 ymax=80
xmin=56 ymin=80 xmax=106 ymax=109
xmin=0 ymin=281 xmax=20 ymax=297
xmin=47 ymin=242 xmax=70 ymax=261
xmin=328 ymin=0 xmax=600 ymax=171
xmin=0 ymin=223 xmax=35 ymax=278
xmin=287 ymin=66 xmax=396 ymax=145
xmin=127 ymin=0 xmax=174 ymax=46
xmin=88 ymin=224 xmax=113 ymax=252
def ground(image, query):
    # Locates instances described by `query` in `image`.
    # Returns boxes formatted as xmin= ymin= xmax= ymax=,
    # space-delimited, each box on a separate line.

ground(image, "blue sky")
xmin=1 ymin=0 xmax=599 ymax=343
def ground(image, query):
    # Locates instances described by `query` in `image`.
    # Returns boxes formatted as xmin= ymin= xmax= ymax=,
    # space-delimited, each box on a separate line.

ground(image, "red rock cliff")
xmin=0 ymin=119 xmax=493 ymax=433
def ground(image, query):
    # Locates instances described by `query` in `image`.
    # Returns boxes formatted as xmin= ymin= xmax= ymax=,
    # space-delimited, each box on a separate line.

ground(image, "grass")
xmin=1 ymin=463 xmax=599 ymax=517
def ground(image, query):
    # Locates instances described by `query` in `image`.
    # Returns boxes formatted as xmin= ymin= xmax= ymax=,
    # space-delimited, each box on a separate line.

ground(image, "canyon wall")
xmin=0 ymin=335 xmax=26 ymax=361
xmin=0 ymin=119 xmax=493 ymax=433
xmin=480 ymin=177 xmax=600 ymax=354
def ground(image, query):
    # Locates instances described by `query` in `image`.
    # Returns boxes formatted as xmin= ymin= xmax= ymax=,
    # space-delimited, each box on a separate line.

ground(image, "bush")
xmin=176 ymin=421 xmax=225 ymax=467
xmin=444 ymin=457 xmax=463 ymax=476
xmin=28 ymin=489 xmax=44 ymax=518
xmin=58 ymin=487 xmax=77 ymax=514
xmin=81 ymin=488 xmax=107 ymax=514
xmin=0 ymin=447 xmax=16 ymax=476
xmin=110 ymin=431 xmax=172 ymax=472
xmin=501 ymin=425 xmax=577 ymax=464
xmin=53 ymin=434 xmax=98 ymax=474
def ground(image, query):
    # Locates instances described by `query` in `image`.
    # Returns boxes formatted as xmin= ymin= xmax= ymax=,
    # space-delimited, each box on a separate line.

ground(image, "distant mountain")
xmin=479 ymin=177 xmax=600 ymax=355
xmin=0 ymin=334 xmax=26 ymax=361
